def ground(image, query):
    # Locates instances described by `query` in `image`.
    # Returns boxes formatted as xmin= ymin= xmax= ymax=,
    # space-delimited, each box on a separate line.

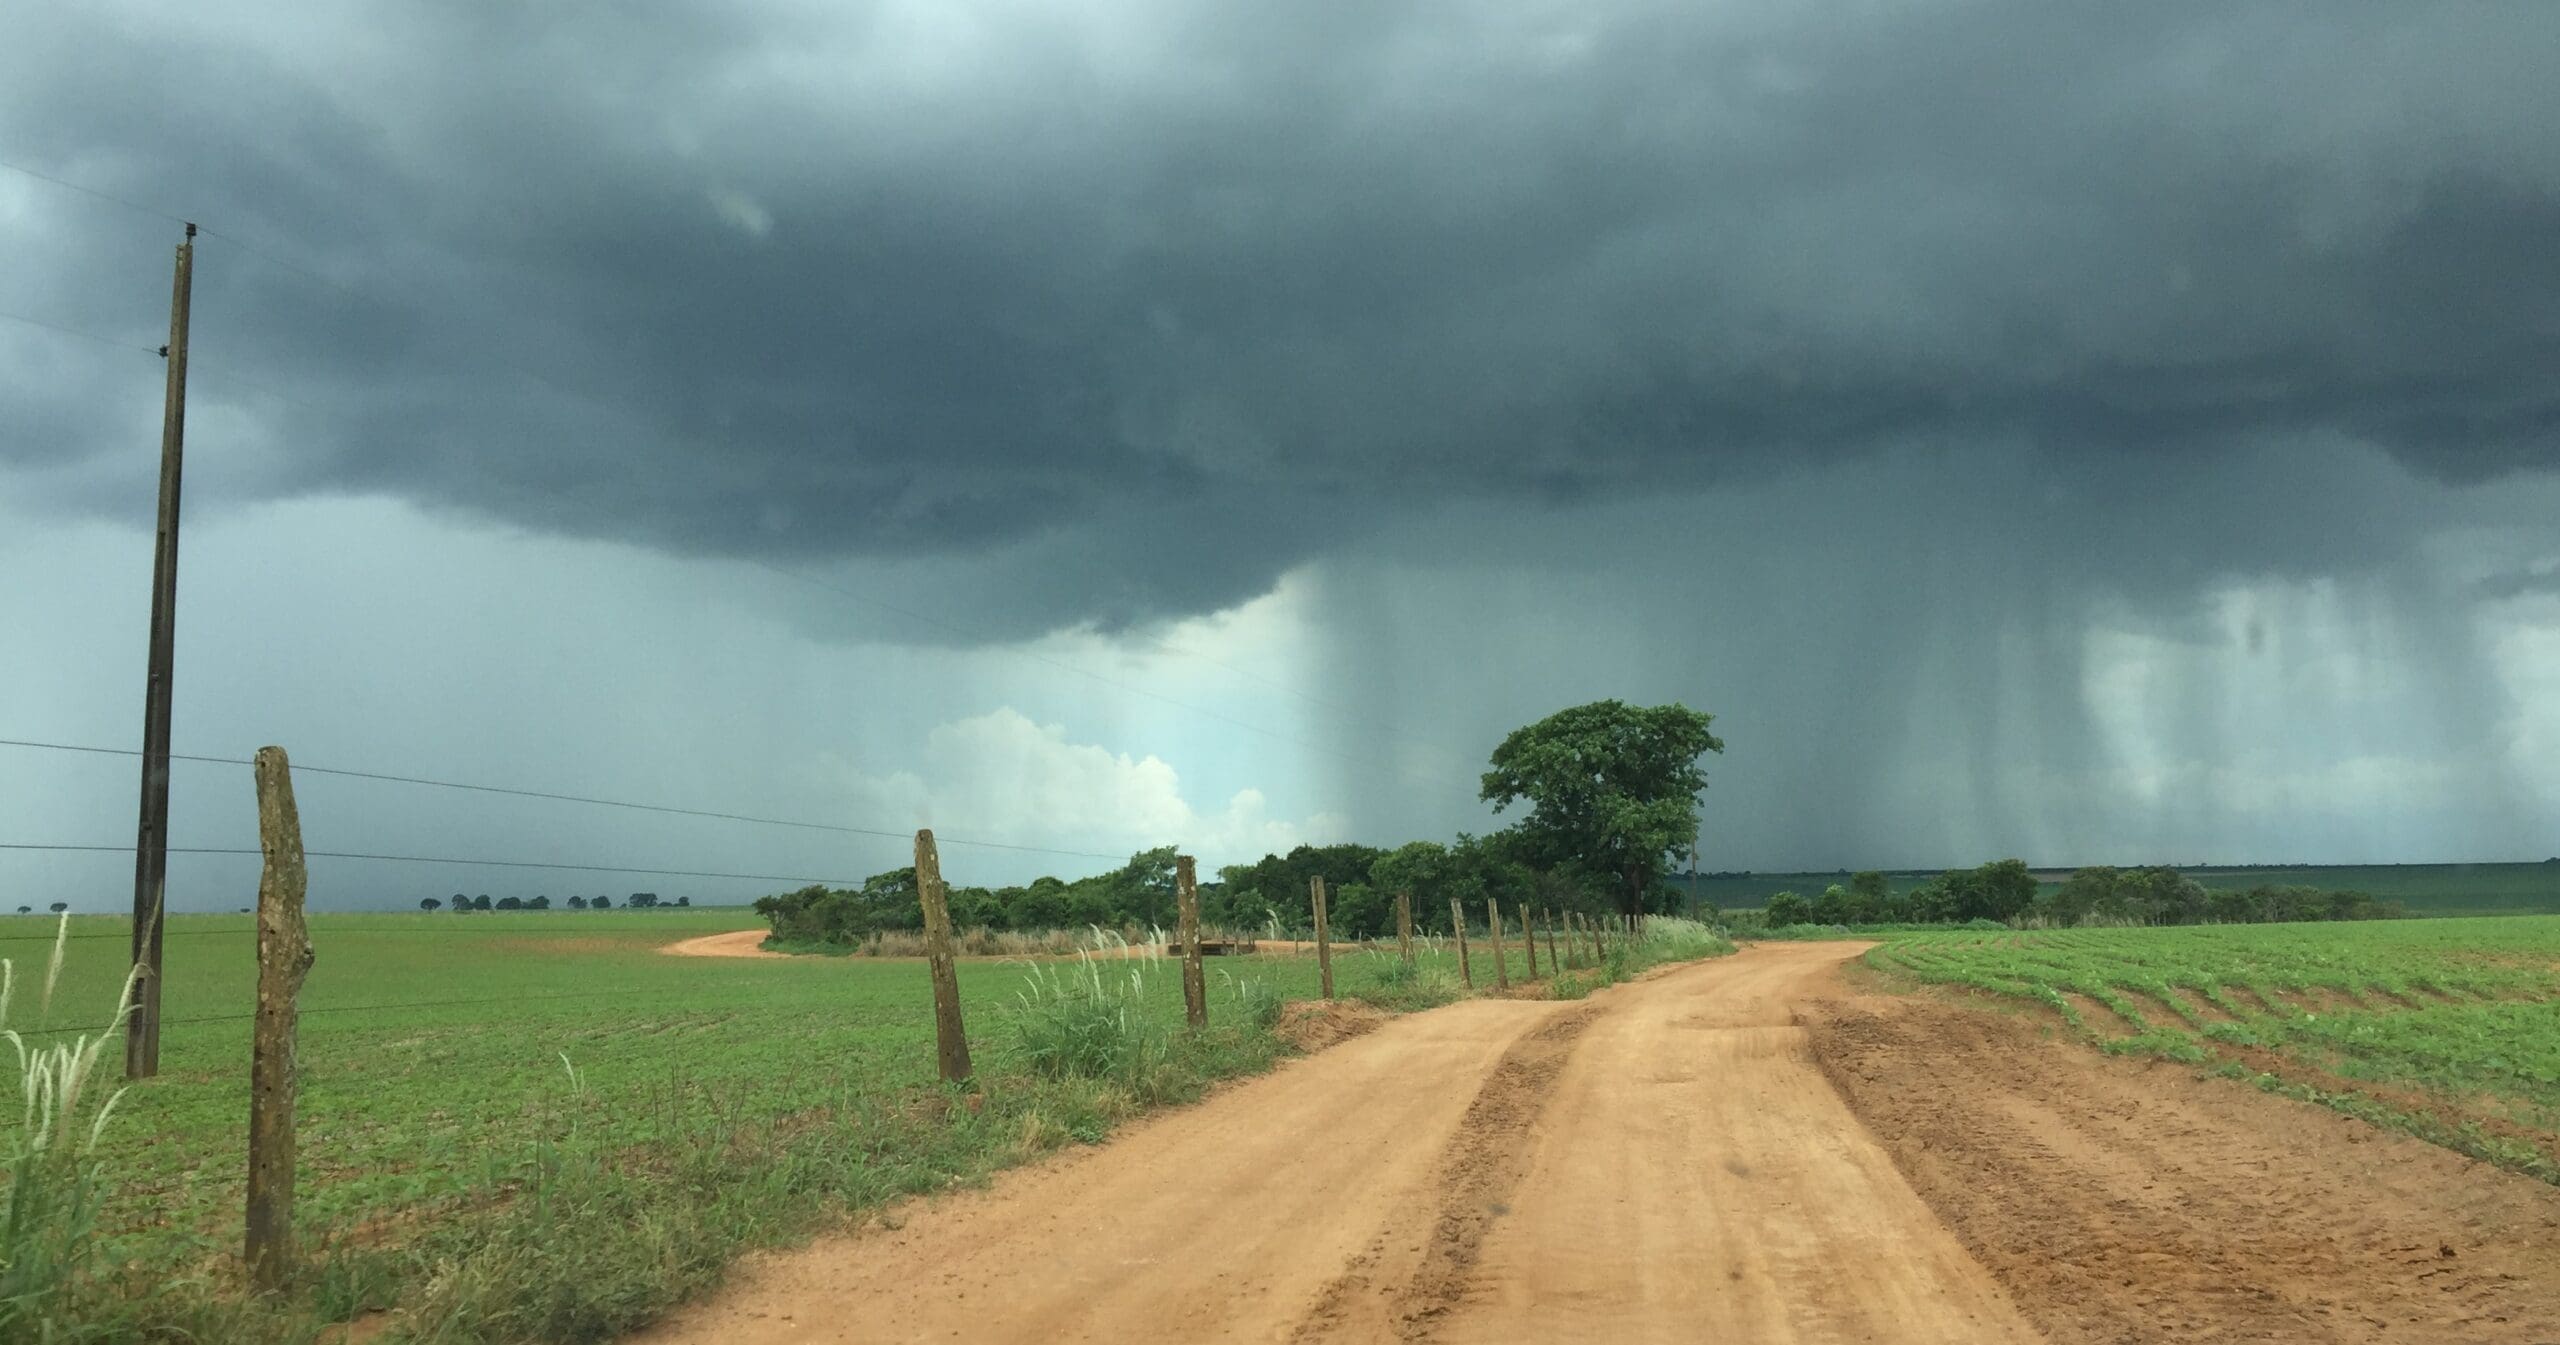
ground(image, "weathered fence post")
xmin=1542 ymin=908 xmax=1560 ymax=977
xmin=1486 ymin=897 xmax=1509 ymax=991
xmin=914 ymin=829 xmax=972 ymax=1083
xmin=1176 ymin=854 xmax=1206 ymax=1029
xmin=246 ymin=746 xmax=313 ymax=1293
xmin=1451 ymin=896 xmax=1472 ymax=988
xmin=1396 ymin=890 xmax=1414 ymax=965
xmin=1518 ymin=904 xmax=1537 ymax=980
xmin=1311 ymin=875 xmax=1333 ymax=1000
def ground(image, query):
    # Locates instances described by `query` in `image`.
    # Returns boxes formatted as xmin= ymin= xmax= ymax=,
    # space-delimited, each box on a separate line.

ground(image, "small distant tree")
xmin=568 ymin=895 xmax=587 ymax=910
xmin=628 ymin=893 xmax=658 ymax=909
xmin=590 ymin=894 xmax=611 ymax=910
xmin=14 ymin=905 xmax=28 ymax=915
xmin=496 ymin=896 xmax=523 ymax=911
xmin=1763 ymin=891 xmax=1810 ymax=926
xmin=528 ymin=895 xmax=551 ymax=910
xmin=421 ymin=897 xmax=442 ymax=912
xmin=674 ymin=895 xmax=689 ymax=907
xmin=48 ymin=902 xmax=68 ymax=914
xmin=472 ymin=894 xmax=493 ymax=912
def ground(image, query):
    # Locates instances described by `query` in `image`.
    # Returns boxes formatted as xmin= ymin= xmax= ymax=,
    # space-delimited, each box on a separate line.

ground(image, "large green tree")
xmin=1479 ymin=700 xmax=1723 ymax=920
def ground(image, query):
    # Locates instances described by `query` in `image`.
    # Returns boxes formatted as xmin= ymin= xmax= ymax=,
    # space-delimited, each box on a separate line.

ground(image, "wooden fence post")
xmin=1176 ymin=854 xmax=1206 ymax=1029
xmin=1542 ymin=908 xmax=1560 ymax=977
xmin=1486 ymin=897 xmax=1509 ymax=991
xmin=246 ymin=746 xmax=313 ymax=1293
xmin=1518 ymin=904 xmax=1537 ymax=980
xmin=1396 ymin=890 xmax=1414 ymax=965
xmin=914 ymin=829 xmax=972 ymax=1083
xmin=1451 ymin=896 xmax=1472 ymax=988
xmin=1311 ymin=875 xmax=1333 ymax=1000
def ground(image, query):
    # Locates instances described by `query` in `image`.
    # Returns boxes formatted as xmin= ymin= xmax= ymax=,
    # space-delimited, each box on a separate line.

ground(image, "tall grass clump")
xmin=1224 ymin=971 xmax=1286 ymax=1030
xmin=1007 ymin=942 xmax=1175 ymax=1093
xmin=1 ymin=916 xmax=141 ymax=1342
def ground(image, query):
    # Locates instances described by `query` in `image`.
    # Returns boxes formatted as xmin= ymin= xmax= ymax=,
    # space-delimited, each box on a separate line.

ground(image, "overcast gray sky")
xmin=5 ymin=1 xmax=2558 ymax=912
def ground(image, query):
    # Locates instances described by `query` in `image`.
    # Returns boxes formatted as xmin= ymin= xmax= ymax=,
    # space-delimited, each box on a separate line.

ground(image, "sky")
xmin=4 ymin=1 xmax=2558 ymax=912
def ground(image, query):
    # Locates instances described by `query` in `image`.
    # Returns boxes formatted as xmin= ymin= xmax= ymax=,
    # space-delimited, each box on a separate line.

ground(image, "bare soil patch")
xmin=1803 ymin=990 xmax=2560 ymax=1344
xmin=1276 ymin=1000 xmax=1389 ymax=1052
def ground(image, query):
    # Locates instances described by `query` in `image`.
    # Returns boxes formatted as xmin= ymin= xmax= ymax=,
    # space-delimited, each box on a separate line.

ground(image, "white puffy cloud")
xmin=830 ymin=708 xmax=1347 ymax=872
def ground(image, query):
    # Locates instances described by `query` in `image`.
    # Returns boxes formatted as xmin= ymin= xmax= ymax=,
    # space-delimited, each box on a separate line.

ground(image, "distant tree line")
xmin=753 ymin=833 xmax=1687 ymax=948
xmin=418 ymin=893 xmax=690 ymax=912
xmin=1757 ymin=861 xmax=2402 ymax=928
xmin=756 ymin=699 xmax=1726 ymax=948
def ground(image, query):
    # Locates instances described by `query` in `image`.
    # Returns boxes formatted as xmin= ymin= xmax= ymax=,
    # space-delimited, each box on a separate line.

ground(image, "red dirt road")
xmin=632 ymin=942 xmax=2560 ymax=1343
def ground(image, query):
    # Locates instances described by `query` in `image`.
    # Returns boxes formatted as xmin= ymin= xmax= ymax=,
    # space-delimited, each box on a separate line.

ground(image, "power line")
xmin=0 ymin=154 xmax=191 ymax=227
xmin=0 ymin=308 xmax=162 ymax=357
xmin=0 ymin=842 xmax=865 ymax=886
xmin=0 ymin=309 xmax=323 ymax=417
xmin=0 ymin=155 xmax=357 ymax=297
xmin=0 ymin=738 xmax=1126 ymax=861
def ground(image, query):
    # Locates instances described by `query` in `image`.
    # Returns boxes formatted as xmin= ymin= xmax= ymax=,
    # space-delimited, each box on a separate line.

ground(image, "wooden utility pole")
xmin=128 ymin=222 xmax=195 ymax=1081
xmin=914 ymin=830 xmax=971 ymax=1082
xmin=245 ymin=746 xmax=313 ymax=1292
xmin=1487 ymin=897 xmax=1509 ymax=991
xmin=1176 ymin=855 xmax=1206 ymax=1029
xmin=1451 ymin=896 xmax=1472 ymax=988
xmin=1395 ymin=890 xmax=1414 ymax=965
xmin=1310 ymin=875 xmax=1333 ymax=1000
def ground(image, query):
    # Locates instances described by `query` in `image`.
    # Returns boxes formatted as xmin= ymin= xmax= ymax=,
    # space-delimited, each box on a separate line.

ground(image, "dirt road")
xmin=634 ymin=942 xmax=2560 ymax=1343
xmin=661 ymin=929 xmax=785 ymax=958
xmin=637 ymin=944 xmax=2032 ymax=1343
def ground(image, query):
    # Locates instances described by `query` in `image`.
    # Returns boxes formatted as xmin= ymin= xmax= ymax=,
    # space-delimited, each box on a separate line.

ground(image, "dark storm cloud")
xmin=2476 ymin=563 xmax=2560 ymax=601
xmin=6 ymin=0 xmax=2558 ymax=636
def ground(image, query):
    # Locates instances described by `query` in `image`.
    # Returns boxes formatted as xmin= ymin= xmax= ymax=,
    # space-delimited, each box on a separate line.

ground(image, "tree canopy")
xmin=1479 ymin=700 xmax=1722 ymax=916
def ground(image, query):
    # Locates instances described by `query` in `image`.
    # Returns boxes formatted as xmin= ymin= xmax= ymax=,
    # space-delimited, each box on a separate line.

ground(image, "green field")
xmin=1869 ymin=917 xmax=2560 ymax=1180
xmin=0 ymin=907 xmax=1665 ymax=1342
xmin=1686 ymin=861 xmax=2560 ymax=916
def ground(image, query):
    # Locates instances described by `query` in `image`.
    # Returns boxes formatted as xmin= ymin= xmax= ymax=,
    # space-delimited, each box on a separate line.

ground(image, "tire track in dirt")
xmin=1291 ymin=1005 xmax=1604 ymax=1342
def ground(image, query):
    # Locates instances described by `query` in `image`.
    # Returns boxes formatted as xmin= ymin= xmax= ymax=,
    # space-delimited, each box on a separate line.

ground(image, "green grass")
xmin=1867 ymin=916 xmax=2560 ymax=1181
xmin=0 ymin=908 xmax=1727 ymax=1341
